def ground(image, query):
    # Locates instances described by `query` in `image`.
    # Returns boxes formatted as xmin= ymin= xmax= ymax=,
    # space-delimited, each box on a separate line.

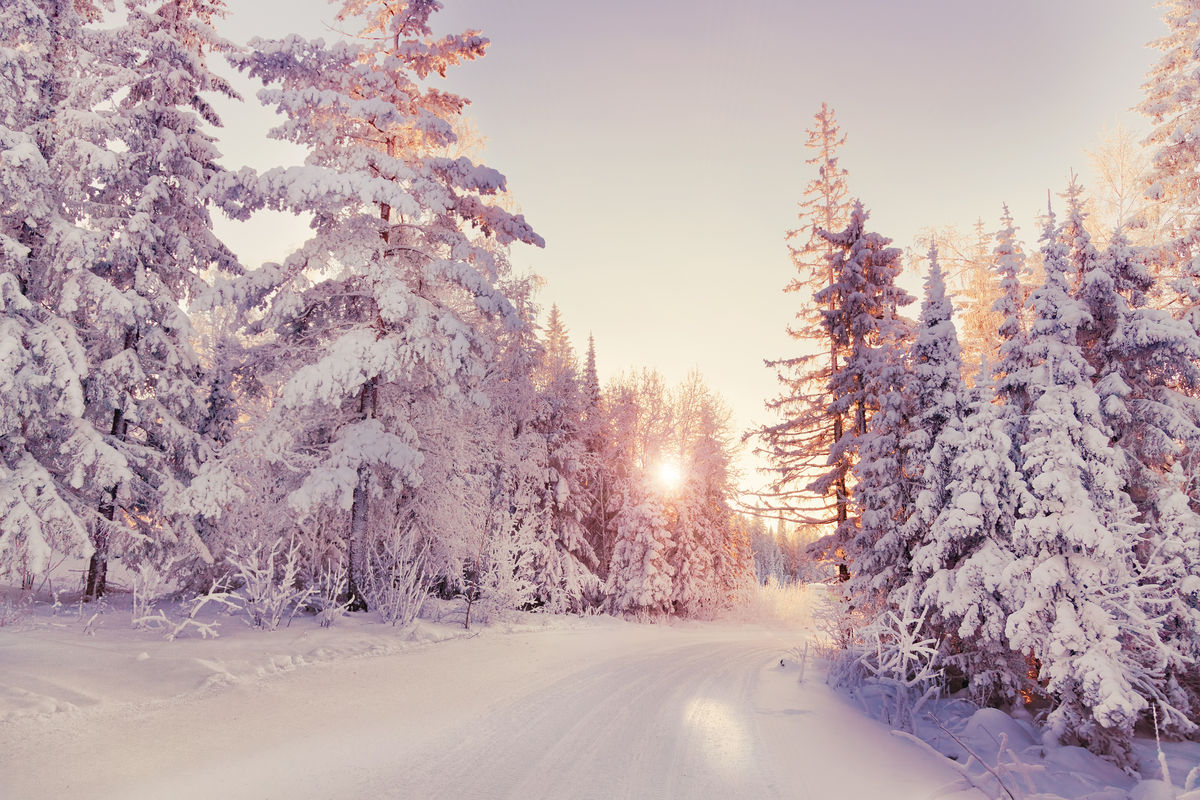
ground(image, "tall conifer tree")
xmin=78 ymin=0 xmax=242 ymax=595
xmin=759 ymin=103 xmax=853 ymax=530
xmin=211 ymin=0 xmax=542 ymax=609
xmin=0 ymin=0 xmax=125 ymax=584
xmin=809 ymin=201 xmax=913 ymax=582
xmin=1003 ymin=206 xmax=1162 ymax=763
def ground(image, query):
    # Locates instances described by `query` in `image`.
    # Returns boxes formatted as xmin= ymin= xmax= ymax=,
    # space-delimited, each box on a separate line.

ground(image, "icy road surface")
xmin=0 ymin=622 xmax=973 ymax=799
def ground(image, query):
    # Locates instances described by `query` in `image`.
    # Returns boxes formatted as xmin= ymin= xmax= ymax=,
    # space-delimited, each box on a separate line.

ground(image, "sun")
xmin=656 ymin=460 xmax=684 ymax=491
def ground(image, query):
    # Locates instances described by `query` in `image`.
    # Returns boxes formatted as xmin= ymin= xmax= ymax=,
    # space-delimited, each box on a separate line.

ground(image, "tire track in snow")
xmin=384 ymin=638 xmax=783 ymax=800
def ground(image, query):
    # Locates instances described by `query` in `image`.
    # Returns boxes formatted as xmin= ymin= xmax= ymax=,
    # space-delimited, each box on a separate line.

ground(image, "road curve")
xmin=0 ymin=623 xmax=971 ymax=800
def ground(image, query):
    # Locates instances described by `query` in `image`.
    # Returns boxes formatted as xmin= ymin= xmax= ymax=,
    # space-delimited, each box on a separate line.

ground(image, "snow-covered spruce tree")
xmin=600 ymin=370 xmax=672 ymax=616
xmin=757 ymin=103 xmax=854 ymax=534
xmin=469 ymin=274 xmax=544 ymax=613
xmin=669 ymin=372 xmax=733 ymax=616
xmin=0 ymin=0 xmax=128 ymax=584
xmin=1139 ymin=0 xmax=1200 ymax=325
xmin=859 ymin=247 xmax=965 ymax=609
xmin=845 ymin=298 xmax=913 ymax=606
xmin=582 ymin=332 xmax=601 ymax=412
xmin=605 ymin=485 xmax=674 ymax=620
xmin=74 ymin=0 xmax=243 ymax=596
xmin=527 ymin=304 xmax=601 ymax=612
xmin=1002 ymin=205 xmax=1168 ymax=764
xmin=808 ymin=201 xmax=913 ymax=584
xmin=1090 ymin=230 xmax=1200 ymax=733
xmin=1065 ymin=177 xmax=1200 ymax=731
xmin=1060 ymin=175 xmax=1107 ymax=370
xmin=214 ymin=0 xmax=542 ymax=610
xmin=991 ymin=205 xmax=1032 ymax=419
xmin=913 ymin=362 xmax=1029 ymax=705
xmin=578 ymin=332 xmax=610 ymax=562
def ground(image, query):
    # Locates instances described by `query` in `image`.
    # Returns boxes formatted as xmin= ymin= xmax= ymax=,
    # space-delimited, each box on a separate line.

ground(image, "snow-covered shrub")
xmin=165 ymin=583 xmax=240 ymax=641
xmin=363 ymin=529 xmax=431 ymax=628
xmin=130 ymin=558 xmax=178 ymax=631
xmin=0 ymin=591 xmax=31 ymax=628
xmin=226 ymin=537 xmax=314 ymax=631
xmin=460 ymin=515 xmax=536 ymax=628
xmin=812 ymin=584 xmax=869 ymax=654
xmin=308 ymin=562 xmax=353 ymax=629
xmin=854 ymin=588 xmax=944 ymax=732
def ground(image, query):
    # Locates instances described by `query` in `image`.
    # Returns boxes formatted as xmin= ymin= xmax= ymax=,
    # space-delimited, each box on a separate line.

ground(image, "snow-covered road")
xmin=1 ymin=622 xmax=974 ymax=799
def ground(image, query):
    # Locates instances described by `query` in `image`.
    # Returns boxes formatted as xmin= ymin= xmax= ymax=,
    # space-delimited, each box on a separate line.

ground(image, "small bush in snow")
xmin=226 ymin=537 xmax=314 ymax=631
xmin=841 ymin=588 xmax=943 ymax=733
xmin=307 ymin=562 xmax=352 ymax=629
xmin=130 ymin=558 xmax=178 ymax=631
xmin=165 ymin=583 xmax=240 ymax=640
xmin=0 ymin=591 xmax=32 ymax=628
xmin=363 ymin=529 xmax=430 ymax=628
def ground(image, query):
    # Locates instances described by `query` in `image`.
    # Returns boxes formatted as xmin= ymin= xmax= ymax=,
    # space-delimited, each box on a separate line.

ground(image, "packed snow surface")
xmin=0 ymin=592 xmax=1196 ymax=799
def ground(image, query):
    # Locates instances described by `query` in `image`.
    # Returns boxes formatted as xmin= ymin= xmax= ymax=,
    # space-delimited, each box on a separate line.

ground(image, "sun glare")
xmin=656 ymin=461 xmax=684 ymax=491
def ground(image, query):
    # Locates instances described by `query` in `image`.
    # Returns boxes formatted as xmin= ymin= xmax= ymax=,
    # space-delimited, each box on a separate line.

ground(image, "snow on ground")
xmin=0 ymin=579 xmax=1196 ymax=800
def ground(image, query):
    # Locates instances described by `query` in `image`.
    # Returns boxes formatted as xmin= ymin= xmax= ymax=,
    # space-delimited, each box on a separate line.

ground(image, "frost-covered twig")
xmin=131 ymin=557 xmax=178 ymax=630
xmin=926 ymin=714 xmax=1019 ymax=800
xmin=856 ymin=587 xmax=943 ymax=731
xmin=166 ymin=582 xmax=239 ymax=641
xmin=364 ymin=527 xmax=430 ymax=627
xmin=1185 ymin=765 xmax=1199 ymax=794
xmin=310 ymin=561 xmax=352 ymax=628
xmin=226 ymin=536 xmax=314 ymax=631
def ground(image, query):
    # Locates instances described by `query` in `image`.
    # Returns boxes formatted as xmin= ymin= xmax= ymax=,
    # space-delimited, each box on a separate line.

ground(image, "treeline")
xmin=0 ymin=0 xmax=750 ymax=622
xmin=759 ymin=83 xmax=1200 ymax=767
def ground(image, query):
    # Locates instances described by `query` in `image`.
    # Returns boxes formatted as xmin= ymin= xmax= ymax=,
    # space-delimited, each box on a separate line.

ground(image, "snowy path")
xmin=0 ymin=622 xmax=976 ymax=800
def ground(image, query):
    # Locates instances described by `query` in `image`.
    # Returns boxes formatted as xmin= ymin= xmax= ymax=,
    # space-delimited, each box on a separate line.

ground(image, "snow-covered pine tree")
xmin=860 ymin=246 xmax=965 ymax=609
xmin=914 ymin=361 xmax=1030 ymax=705
xmin=669 ymin=372 xmax=734 ymax=616
xmin=579 ymin=333 xmax=614 ymax=574
xmin=1061 ymin=176 xmax=1200 ymax=732
xmin=1090 ymin=230 xmax=1200 ymax=734
xmin=1002 ymin=203 xmax=1166 ymax=764
xmin=528 ymin=304 xmax=600 ymax=611
xmin=1140 ymin=0 xmax=1200 ymax=327
xmin=1061 ymin=175 xmax=1108 ymax=367
xmin=992 ymin=205 xmax=1032 ymax=419
xmin=475 ymin=272 xmax=545 ymax=609
xmin=582 ymin=333 xmax=601 ymax=412
xmin=845 ymin=300 xmax=913 ymax=605
xmin=600 ymin=369 xmax=676 ymax=614
xmin=0 ymin=0 xmax=126 ymax=585
xmin=808 ymin=201 xmax=914 ymax=583
xmin=605 ymin=485 xmax=674 ymax=620
xmin=758 ymin=103 xmax=854 ymax=533
xmin=215 ymin=0 xmax=542 ymax=609
xmin=73 ymin=0 xmax=243 ymax=596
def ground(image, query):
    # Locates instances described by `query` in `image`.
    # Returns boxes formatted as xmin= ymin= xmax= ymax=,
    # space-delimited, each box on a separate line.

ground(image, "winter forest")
xmin=3 ymin=0 xmax=1200 ymax=791
xmin=748 ymin=0 xmax=1200 ymax=761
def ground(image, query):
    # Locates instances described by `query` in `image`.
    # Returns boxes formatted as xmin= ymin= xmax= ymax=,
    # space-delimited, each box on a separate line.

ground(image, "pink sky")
xmin=212 ymin=0 xmax=1166 ymax=492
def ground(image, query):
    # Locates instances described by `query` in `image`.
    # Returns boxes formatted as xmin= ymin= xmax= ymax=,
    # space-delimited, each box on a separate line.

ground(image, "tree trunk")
xmin=345 ymin=379 xmax=378 ymax=611
xmin=86 ymin=404 xmax=128 ymax=599
xmin=345 ymin=464 xmax=371 ymax=612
